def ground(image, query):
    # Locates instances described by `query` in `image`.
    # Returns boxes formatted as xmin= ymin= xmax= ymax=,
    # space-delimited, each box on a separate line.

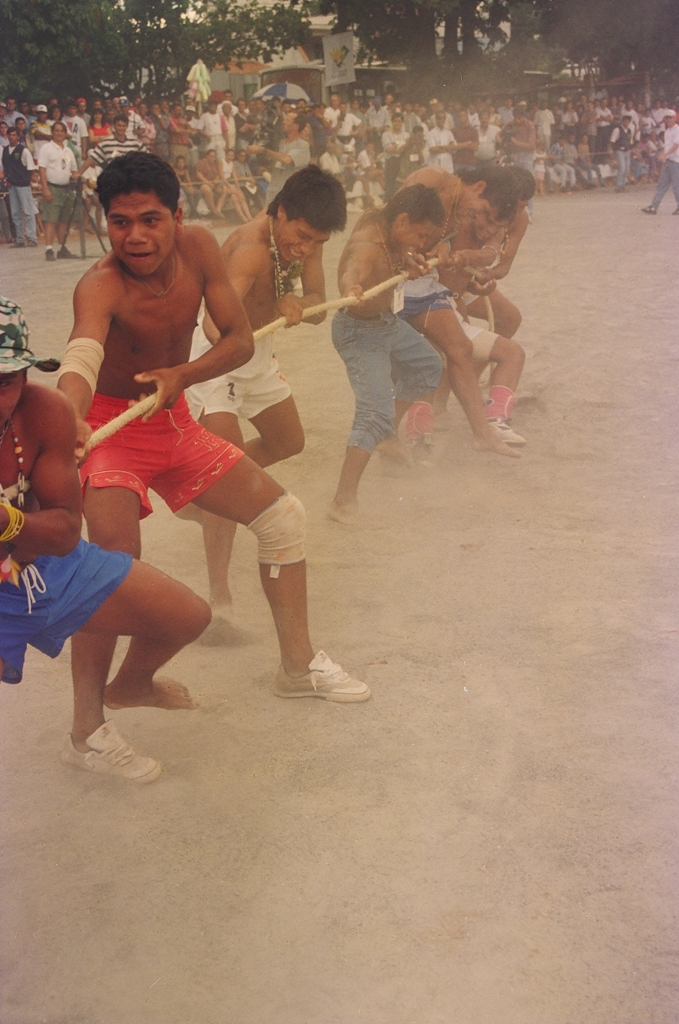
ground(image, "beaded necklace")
xmin=0 ymin=418 xmax=26 ymax=508
xmin=439 ymin=177 xmax=462 ymax=245
xmin=268 ymin=217 xmax=304 ymax=300
xmin=375 ymin=221 xmax=404 ymax=274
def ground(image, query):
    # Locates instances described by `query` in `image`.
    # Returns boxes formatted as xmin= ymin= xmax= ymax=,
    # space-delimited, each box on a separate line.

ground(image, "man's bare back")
xmin=337 ymin=211 xmax=399 ymax=318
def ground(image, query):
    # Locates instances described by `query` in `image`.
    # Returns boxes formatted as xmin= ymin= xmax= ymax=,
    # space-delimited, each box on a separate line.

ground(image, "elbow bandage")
xmin=247 ymin=493 xmax=306 ymax=572
xmin=56 ymin=337 xmax=105 ymax=394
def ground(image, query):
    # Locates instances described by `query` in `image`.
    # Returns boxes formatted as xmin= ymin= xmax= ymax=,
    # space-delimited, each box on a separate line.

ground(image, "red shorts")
xmin=81 ymin=392 xmax=244 ymax=519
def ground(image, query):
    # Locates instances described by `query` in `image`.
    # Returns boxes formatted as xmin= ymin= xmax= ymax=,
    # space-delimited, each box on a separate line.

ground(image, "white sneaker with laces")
xmin=274 ymin=651 xmax=371 ymax=702
xmin=61 ymin=721 xmax=161 ymax=783
xmin=487 ymin=417 xmax=527 ymax=446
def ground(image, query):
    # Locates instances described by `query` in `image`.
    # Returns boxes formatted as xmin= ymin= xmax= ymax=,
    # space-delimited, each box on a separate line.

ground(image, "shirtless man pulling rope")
xmin=180 ymin=166 xmax=347 ymax=625
xmin=57 ymin=153 xmax=370 ymax=728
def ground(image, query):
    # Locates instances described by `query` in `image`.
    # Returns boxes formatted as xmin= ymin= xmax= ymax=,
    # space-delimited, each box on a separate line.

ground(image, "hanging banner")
xmin=323 ymin=32 xmax=356 ymax=87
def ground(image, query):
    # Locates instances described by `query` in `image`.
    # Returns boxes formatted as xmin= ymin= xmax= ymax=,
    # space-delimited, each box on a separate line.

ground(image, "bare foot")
xmin=472 ymin=435 xmax=522 ymax=458
xmin=104 ymin=676 xmax=200 ymax=710
xmin=328 ymin=501 xmax=359 ymax=525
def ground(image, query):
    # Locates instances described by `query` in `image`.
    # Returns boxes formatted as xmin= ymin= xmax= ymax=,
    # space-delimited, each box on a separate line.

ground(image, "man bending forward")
xmin=57 ymin=153 xmax=370 ymax=718
xmin=183 ymin=165 xmax=346 ymax=621
xmin=0 ymin=297 xmax=211 ymax=782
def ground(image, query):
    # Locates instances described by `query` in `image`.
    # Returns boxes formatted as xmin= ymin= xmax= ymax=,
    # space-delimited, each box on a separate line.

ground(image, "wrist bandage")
xmin=247 ymin=492 xmax=305 ymax=576
xmin=56 ymin=337 xmax=105 ymax=394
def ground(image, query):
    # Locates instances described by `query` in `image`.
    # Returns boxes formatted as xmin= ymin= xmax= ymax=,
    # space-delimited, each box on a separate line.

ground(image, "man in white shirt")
xmin=533 ymin=98 xmax=555 ymax=151
xmin=475 ymin=110 xmax=501 ymax=164
xmin=620 ymin=101 xmax=639 ymax=132
xmin=37 ymin=121 xmax=79 ymax=260
xmin=595 ymin=101 xmax=613 ymax=156
xmin=652 ymin=101 xmax=666 ymax=127
xmin=642 ymin=109 xmax=679 ymax=214
xmin=428 ymin=102 xmax=453 ymax=131
xmin=497 ymin=97 xmax=514 ymax=126
xmin=402 ymin=103 xmax=421 ymax=133
xmin=381 ymin=114 xmax=410 ymax=197
xmin=3 ymin=98 xmax=19 ymax=128
xmin=335 ymin=101 xmax=363 ymax=153
xmin=323 ymin=93 xmax=341 ymax=131
xmin=427 ymin=110 xmax=456 ymax=174
xmin=319 ymin=140 xmax=342 ymax=178
xmin=365 ymin=96 xmax=391 ymax=146
xmin=197 ymin=99 xmax=227 ymax=161
xmin=119 ymin=97 xmax=144 ymax=140
xmin=221 ymin=100 xmax=237 ymax=151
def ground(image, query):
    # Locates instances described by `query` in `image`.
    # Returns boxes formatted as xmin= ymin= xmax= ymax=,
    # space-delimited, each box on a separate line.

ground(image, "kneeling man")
xmin=0 ymin=298 xmax=211 ymax=783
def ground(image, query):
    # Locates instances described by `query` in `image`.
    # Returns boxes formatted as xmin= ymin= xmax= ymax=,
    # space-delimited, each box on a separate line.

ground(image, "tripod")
xmin=59 ymin=179 xmax=108 ymax=259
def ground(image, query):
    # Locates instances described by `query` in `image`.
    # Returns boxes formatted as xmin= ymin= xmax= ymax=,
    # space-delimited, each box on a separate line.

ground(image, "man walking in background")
xmin=642 ymin=109 xmax=679 ymax=214
xmin=2 ymin=126 xmax=37 ymax=248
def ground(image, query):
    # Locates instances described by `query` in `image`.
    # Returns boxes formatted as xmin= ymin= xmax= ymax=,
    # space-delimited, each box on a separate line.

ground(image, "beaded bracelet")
xmin=0 ymin=503 xmax=25 ymax=543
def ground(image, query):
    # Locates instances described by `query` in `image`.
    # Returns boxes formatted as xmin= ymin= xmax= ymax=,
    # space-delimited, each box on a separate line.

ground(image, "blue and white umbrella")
xmin=251 ymin=82 xmax=312 ymax=103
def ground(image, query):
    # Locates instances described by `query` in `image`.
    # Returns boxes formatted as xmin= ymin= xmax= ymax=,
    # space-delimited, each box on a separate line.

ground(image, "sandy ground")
xmin=1 ymin=186 xmax=678 ymax=1024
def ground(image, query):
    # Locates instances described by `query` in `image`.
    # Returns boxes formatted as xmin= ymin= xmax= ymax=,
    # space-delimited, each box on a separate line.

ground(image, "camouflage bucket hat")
xmin=0 ymin=297 xmax=60 ymax=373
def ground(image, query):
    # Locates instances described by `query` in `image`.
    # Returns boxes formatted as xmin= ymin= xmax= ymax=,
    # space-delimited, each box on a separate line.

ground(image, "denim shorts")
xmin=332 ymin=310 xmax=442 ymax=453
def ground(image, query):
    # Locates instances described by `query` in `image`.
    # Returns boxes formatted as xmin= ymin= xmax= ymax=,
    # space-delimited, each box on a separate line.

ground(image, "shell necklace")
xmin=0 ymin=418 xmax=27 ymax=507
xmin=269 ymin=217 xmax=304 ymax=299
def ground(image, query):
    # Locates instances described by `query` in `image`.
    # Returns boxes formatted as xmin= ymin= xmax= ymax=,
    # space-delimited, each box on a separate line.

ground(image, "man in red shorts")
xmin=57 ymin=153 xmax=370 ymax=734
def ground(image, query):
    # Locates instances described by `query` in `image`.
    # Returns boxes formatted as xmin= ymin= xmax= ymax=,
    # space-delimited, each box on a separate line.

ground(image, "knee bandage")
xmin=247 ymin=492 xmax=306 ymax=577
xmin=56 ymin=337 xmax=105 ymax=394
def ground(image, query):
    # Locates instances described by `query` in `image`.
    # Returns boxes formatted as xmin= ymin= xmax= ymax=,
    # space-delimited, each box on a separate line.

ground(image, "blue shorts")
xmin=398 ymin=290 xmax=455 ymax=322
xmin=332 ymin=310 xmax=442 ymax=453
xmin=0 ymin=539 xmax=133 ymax=684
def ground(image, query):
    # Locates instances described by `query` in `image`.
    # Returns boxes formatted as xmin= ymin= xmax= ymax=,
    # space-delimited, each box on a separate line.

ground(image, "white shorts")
xmin=185 ymin=322 xmax=292 ymax=422
xmin=456 ymin=295 xmax=498 ymax=368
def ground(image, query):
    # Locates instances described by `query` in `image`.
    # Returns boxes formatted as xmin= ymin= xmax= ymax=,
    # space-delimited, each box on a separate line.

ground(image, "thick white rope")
xmin=87 ymin=264 xmax=436 ymax=450
xmin=87 ymin=255 xmax=499 ymax=448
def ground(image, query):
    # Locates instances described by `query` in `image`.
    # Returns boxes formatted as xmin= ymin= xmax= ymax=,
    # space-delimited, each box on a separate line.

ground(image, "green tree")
xmin=0 ymin=0 xmax=310 ymax=100
xmin=542 ymin=0 xmax=679 ymax=79
xmin=0 ymin=0 xmax=119 ymax=100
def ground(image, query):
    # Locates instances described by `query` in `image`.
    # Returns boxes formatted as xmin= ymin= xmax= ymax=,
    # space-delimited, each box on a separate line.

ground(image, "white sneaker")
xmin=487 ymin=417 xmax=527 ymax=446
xmin=61 ymin=721 xmax=161 ymax=783
xmin=273 ymin=651 xmax=371 ymax=702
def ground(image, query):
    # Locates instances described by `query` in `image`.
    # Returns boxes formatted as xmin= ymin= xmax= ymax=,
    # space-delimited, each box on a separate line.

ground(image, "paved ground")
xmin=1 ymin=186 xmax=678 ymax=1024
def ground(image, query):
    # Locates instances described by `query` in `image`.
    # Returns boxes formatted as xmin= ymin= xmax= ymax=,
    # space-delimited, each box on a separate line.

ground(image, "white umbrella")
xmin=251 ymin=82 xmax=312 ymax=103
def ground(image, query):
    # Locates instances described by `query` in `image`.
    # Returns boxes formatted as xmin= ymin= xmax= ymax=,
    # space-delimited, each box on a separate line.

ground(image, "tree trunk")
xmin=460 ymin=0 xmax=479 ymax=59
xmin=335 ymin=0 xmax=349 ymax=33
xmin=443 ymin=10 xmax=460 ymax=60
xmin=410 ymin=1 xmax=437 ymax=64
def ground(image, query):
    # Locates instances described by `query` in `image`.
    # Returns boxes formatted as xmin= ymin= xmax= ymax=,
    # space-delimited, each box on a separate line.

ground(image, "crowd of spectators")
xmin=2 ymin=85 xmax=677 ymax=256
